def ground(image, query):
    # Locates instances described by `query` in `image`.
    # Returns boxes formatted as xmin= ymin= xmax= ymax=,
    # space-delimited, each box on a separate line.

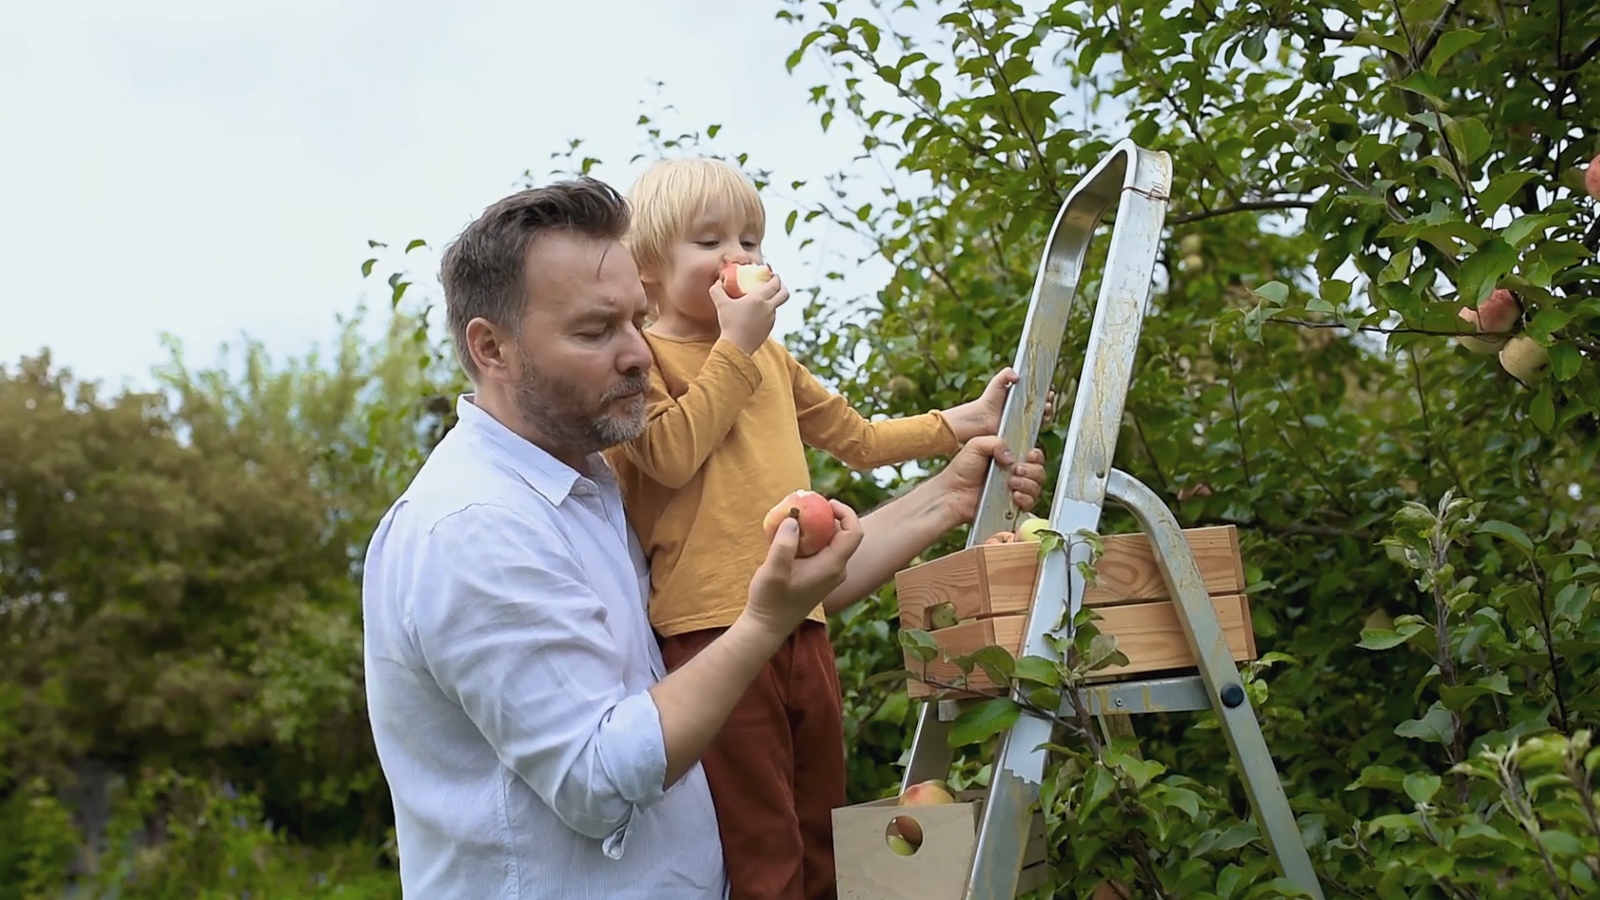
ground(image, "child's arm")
xmin=788 ymin=352 xmax=1020 ymax=470
xmin=618 ymin=339 xmax=764 ymax=489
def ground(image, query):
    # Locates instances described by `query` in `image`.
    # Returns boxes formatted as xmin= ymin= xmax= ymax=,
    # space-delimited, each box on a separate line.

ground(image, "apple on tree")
xmin=762 ymin=490 xmax=838 ymax=557
xmin=1456 ymin=288 xmax=1521 ymax=354
xmin=1497 ymin=334 xmax=1550 ymax=385
xmin=1586 ymin=151 xmax=1600 ymax=201
xmin=720 ymin=262 xmax=773 ymax=299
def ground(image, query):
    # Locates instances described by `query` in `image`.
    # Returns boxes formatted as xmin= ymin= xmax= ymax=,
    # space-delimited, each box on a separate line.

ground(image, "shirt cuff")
xmin=597 ymin=689 xmax=670 ymax=859
xmin=709 ymin=338 xmax=766 ymax=392
xmin=928 ymin=409 xmax=962 ymax=454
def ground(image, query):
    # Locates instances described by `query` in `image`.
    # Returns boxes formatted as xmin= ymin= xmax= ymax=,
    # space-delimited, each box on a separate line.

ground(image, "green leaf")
xmin=947 ymin=697 xmax=1020 ymax=747
xmin=1426 ymin=29 xmax=1485 ymax=75
xmin=898 ymin=628 xmax=941 ymax=663
xmin=1477 ymin=171 xmax=1539 ymax=217
xmin=1403 ymin=772 xmax=1441 ymax=804
xmin=1539 ymin=830 xmax=1584 ymax=858
xmin=1530 ymin=385 xmax=1555 ymax=433
xmin=1012 ymin=655 xmax=1061 ymax=688
xmin=1251 ymin=281 xmax=1290 ymax=306
xmin=1394 ymin=704 xmax=1454 ymax=744
xmin=1455 ymin=238 xmax=1519 ymax=309
xmin=1477 ymin=520 xmax=1535 ymax=557
xmin=1549 ymin=342 xmax=1582 ymax=381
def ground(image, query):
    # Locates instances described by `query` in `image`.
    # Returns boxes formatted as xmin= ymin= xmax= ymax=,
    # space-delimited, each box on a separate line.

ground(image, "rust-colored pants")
xmin=660 ymin=619 xmax=846 ymax=900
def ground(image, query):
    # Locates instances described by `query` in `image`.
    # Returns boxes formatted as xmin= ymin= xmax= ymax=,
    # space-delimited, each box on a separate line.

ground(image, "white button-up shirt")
xmin=361 ymin=394 xmax=728 ymax=899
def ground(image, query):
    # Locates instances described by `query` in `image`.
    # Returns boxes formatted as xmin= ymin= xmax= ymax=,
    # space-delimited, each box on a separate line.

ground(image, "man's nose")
xmin=619 ymin=333 xmax=653 ymax=375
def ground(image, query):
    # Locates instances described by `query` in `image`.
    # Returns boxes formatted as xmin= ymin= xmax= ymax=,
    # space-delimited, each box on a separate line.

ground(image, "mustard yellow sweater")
xmin=606 ymin=332 xmax=960 ymax=637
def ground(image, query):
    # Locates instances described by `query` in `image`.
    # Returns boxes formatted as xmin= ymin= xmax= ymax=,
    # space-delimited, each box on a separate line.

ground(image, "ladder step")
xmin=933 ymin=674 xmax=1211 ymax=723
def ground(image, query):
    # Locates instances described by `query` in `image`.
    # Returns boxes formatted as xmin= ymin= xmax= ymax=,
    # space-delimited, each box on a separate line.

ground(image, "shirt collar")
xmin=453 ymin=394 xmax=615 ymax=506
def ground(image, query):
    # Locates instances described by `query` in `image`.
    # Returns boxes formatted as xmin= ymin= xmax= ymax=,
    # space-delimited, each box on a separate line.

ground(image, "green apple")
xmin=886 ymin=833 xmax=917 ymax=856
xmin=1016 ymin=515 xmax=1052 ymax=542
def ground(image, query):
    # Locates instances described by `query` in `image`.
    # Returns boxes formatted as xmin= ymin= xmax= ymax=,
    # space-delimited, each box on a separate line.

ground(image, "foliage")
xmin=0 ymin=305 xmax=450 ymax=894
xmin=759 ymin=0 xmax=1600 ymax=895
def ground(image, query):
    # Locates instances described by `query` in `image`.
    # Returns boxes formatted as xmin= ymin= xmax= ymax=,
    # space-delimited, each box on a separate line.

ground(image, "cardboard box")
xmin=832 ymin=790 xmax=1049 ymax=900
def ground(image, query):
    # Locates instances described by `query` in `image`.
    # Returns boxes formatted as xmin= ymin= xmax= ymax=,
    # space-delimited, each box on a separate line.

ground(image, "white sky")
xmin=0 ymin=0 xmax=899 ymax=392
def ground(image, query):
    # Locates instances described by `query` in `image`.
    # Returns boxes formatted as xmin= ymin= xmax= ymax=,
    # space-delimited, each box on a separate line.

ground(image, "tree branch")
xmin=1169 ymin=200 xmax=1315 ymax=225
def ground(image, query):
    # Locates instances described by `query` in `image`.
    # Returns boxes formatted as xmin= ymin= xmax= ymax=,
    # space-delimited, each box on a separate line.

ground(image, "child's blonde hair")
xmin=625 ymin=157 xmax=767 ymax=279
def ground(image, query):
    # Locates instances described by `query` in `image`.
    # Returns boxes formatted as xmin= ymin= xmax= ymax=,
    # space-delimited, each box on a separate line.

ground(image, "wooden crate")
xmin=893 ymin=525 xmax=1257 ymax=700
xmin=832 ymin=790 xmax=1049 ymax=900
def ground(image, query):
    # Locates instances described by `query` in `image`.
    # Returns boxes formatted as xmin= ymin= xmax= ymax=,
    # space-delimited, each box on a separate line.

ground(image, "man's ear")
xmin=463 ymin=317 xmax=515 ymax=384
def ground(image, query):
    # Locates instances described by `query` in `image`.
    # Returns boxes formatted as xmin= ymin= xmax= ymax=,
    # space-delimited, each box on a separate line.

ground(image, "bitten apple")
xmin=762 ymin=489 xmax=837 ymax=557
xmin=720 ymin=262 xmax=773 ymax=299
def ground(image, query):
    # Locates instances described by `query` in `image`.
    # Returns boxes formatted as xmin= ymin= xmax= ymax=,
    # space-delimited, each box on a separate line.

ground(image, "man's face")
xmin=507 ymin=232 xmax=654 ymax=461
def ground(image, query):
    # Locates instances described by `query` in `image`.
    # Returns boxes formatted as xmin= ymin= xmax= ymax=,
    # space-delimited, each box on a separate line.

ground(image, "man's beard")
xmin=512 ymin=361 xmax=649 ymax=460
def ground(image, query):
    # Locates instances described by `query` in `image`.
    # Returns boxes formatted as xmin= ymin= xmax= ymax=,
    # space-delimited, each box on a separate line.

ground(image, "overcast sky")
xmin=1 ymin=0 xmax=905 ymax=392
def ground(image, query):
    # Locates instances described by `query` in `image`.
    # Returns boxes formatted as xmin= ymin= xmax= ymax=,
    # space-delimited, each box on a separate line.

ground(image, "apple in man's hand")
xmin=762 ymin=490 xmax=838 ymax=557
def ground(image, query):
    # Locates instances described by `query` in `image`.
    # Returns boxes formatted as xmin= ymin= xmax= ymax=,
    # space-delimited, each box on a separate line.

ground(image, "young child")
xmin=605 ymin=157 xmax=1021 ymax=900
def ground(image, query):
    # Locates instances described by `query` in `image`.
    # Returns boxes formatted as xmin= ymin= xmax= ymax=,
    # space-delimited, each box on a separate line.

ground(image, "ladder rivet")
xmin=1220 ymin=684 xmax=1245 ymax=708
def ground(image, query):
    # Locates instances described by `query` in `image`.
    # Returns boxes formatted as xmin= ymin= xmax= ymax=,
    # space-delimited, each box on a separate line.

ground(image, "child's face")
xmin=648 ymin=202 xmax=764 ymax=324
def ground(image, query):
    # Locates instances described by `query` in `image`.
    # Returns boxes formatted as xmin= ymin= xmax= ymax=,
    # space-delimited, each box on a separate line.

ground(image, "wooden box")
xmin=832 ymin=790 xmax=1049 ymax=900
xmin=894 ymin=525 xmax=1257 ymax=700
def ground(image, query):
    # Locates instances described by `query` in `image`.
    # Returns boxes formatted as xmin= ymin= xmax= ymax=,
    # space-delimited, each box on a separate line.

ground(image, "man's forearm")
xmin=647 ymin=614 xmax=786 ymax=789
xmin=819 ymin=479 xmax=962 ymax=617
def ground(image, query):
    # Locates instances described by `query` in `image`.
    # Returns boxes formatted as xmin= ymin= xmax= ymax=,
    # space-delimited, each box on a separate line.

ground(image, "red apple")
xmin=1586 ymin=152 xmax=1600 ymax=201
xmin=983 ymin=531 xmax=1017 ymax=545
xmin=762 ymin=489 xmax=837 ymax=557
xmin=898 ymin=779 xmax=956 ymax=807
xmin=720 ymin=262 xmax=773 ymax=299
xmin=1457 ymin=288 xmax=1519 ymax=354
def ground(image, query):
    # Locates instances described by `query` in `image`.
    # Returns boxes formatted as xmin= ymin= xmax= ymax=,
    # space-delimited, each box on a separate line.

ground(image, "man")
xmin=360 ymin=176 xmax=1049 ymax=899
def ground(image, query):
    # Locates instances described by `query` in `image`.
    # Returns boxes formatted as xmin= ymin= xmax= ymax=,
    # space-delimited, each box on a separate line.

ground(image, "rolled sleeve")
xmin=409 ymin=502 xmax=669 ymax=845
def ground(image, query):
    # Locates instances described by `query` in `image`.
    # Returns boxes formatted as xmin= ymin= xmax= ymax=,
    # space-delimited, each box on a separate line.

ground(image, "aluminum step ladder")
xmin=898 ymin=139 xmax=1326 ymax=900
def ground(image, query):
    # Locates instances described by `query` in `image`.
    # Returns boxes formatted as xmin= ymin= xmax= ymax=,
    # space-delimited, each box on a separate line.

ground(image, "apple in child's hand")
xmin=720 ymin=262 xmax=773 ymax=299
xmin=762 ymin=489 xmax=837 ymax=557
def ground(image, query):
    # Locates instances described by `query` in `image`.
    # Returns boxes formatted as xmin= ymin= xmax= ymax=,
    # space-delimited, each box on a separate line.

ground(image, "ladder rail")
xmin=1105 ymin=470 xmax=1325 ymax=899
xmin=900 ymin=139 xmax=1161 ymax=794
xmin=892 ymin=137 xmax=1326 ymax=900
xmin=964 ymin=140 xmax=1173 ymax=900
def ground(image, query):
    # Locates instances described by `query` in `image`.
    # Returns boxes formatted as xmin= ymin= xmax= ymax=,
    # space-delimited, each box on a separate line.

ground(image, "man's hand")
xmin=931 ymin=434 xmax=1049 ymax=522
xmin=713 ymin=271 xmax=789 ymax=357
xmin=941 ymin=367 xmax=1058 ymax=443
xmin=743 ymin=500 xmax=864 ymax=635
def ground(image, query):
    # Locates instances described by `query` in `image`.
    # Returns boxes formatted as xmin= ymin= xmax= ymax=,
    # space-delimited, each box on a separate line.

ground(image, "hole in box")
xmin=884 ymin=815 xmax=924 ymax=856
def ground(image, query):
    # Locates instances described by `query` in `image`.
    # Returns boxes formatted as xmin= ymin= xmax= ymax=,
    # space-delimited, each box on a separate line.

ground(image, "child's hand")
xmin=943 ymin=368 xmax=1057 ymax=442
xmin=712 ymin=272 xmax=789 ymax=356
